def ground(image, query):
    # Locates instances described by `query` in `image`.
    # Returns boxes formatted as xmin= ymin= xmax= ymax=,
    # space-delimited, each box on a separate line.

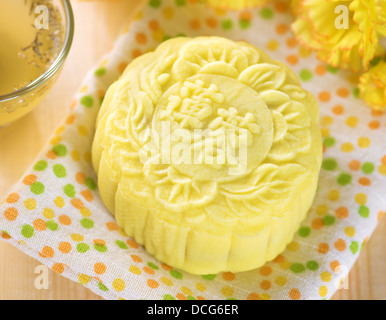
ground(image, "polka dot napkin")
xmin=1 ymin=0 xmax=385 ymax=300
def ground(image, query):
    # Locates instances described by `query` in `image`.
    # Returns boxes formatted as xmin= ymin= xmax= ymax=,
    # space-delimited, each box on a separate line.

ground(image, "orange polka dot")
xmin=273 ymin=254 xmax=285 ymax=263
xmin=315 ymin=64 xmax=326 ymax=76
xmin=247 ymin=293 xmax=259 ymax=300
xmin=126 ymin=239 xmax=139 ymax=249
xmin=197 ymin=296 xmax=205 ymax=300
xmin=222 ymin=272 xmax=235 ymax=281
xmin=132 ymin=49 xmax=142 ymax=59
xmin=318 ymin=91 xmax=331 ymax=102
xmin=289 ymin=288 xmax=301 ymax=300
xmin=349 ymin=160 xmax=361 ymax=171
xmin=337 ymin=87 xmax=349 ymax=98
xmin=71 ymin=199 xmax=84 ymax=210
xmin=334 ymin=238 xmax=347 ymax=252
xmin=131 ymin=255 xmax=143 ymax=263
xmin=318 ymin=243 xmax=329 ymax=254
xmin=382 ymin=155 xmax=386 ymax=166
xmin=147 ymin=279 xmax=159 ymax=289
xmin=59 ymin=242 xmax=72 ymax=254
xmin=276 ymin=23 xmax=288 ymax=34
xmin=176 ymin=293 xmax=186 ymax=300
xmin=143 ymin=266 xmax=155 ymax=275
xmin=46 ymin=150 xmax=57 ymax=160
xmin=4 ymin=207 xmax=18 ymax=221
xmin=23 ymin=174 xmax=37 ymax=186
xmin=58 ymin=215 xmax=71 ymax=226
xmin=371 ymin=109 xmax=383 ymax=117
xmin=75 ymin=172 xmax=86 ymax=184
xmin=368 ymin=120 xmax=380 ymax=130
xmin=1 ymin=232 xmax=11 ymax=240
xmin=335 ymin=207 xmax=349 ymax=219
xmin=286 ymin=54 xmax=298 ymax=65
xmin=206 ymin=17 xmax=218 ymax=28
xmin=80 ymin=190 xmax=93 ymax=202
xmin=6 ymin=193 xmax=20 ymax=204
xmin=311 ymin=218 xmax=324 ymax=229
xmin=260 ymin=280 xmax=272 ymax=290
xmin=94 ymin=239 xmax=106 ymax=246
xmin=274 ymin=1 xmax=288 ymax=12
xmin=286 ymin=37 xmax=297 ymax=48
xmin=330 ymin=260 xmax=340 ymax=272
xmin=135 ymin=32 xmax=147 ymax=45
xmin=118 ymin=62 xmax=128 ymax=74
xmin=66 ymin=114 xmax=75 ymax=125
xmin=94 ymin=262 xmax=107 ymax=275
xmin=377 ymin=211 xmax=384 ymax=222
xmin=259 ymin=266 xmax=272 ymax=276
xmin=106 ymin=221 xmax=119 ymax=231
xmin=148 ymin=19 xmax=159 ymax=31
xmin=161 ymin=263 xmax=173 ymax=271
xmin=190 ymin=19 xmax=201 ymax=30
xmin=332 ymin=105 xmax=344 ymax=115
xmin=33 ymin=219 xmax=46 ymax=231
xmin=42 ymin=246 xmax=54 ymax=258
xmin=239 ymin=10 xmax=252 ymax=21
xmin=70 ymin=100 xmax=77 ymax=111
xmin=358 ymin=177 xmax=371 ymax=186
xmin=52 ymin=263 xmax=65 ymax=274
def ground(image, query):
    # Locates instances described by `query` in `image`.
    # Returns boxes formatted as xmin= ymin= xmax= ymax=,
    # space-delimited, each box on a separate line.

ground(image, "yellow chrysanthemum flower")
xmin=206 ymin=0 xmax=270 ymax=10
xmin=292 ymin=0 xmax=386 ymax=72
xmin=358 ymin=60 xmax=386 ymax=111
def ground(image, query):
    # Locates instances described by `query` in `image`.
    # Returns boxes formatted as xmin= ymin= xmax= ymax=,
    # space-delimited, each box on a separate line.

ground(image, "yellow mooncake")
xmin=92 ymin=36 xmax=322 ymax=274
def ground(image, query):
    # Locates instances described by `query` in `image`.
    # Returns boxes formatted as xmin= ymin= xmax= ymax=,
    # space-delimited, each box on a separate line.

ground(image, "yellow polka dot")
xmin=341 ymin=142 xmax=354 ymax=152
xmin=50 ymin=136 xmax=61 ymax=145
xmin=214 ymin=7 xmax=227 ymax=16
xmin=80 ymin=207 xmax=91 ymax=217
xmin=78 ymin=125 xmax=88 ymax=137
xmin=112 ymin=278 xmax=126 ymax=292
xmin=320 ymin=128 xmax=330 ymax=138
xmin=320 ymin=271 xmax=332 ymax=282
xmin=280 ymin=261 xmax=292 ymax=269
xmin=196 ymin=282 xmax=206 ymax=292
xmin=24 ymin=198 xmax=37 ymax=210
xmin=54 ymin=196 xmax=65 ymax=208
xmin=320 ymin=116 xmax=333 ymax=127
xmin=162 ymin=7 xmax=174 ymax=19
xmin=379 ymin=165 xmax=386 ymax=176
xmin=328 ymin=190 xmax=340 ymax=201
xmin=80 ymin=85 xmax=88 ymax=93
xmin=287 ymin=241 xmax=299 ymax=251
xmin=275 ymin=276 xmax=287 ymax=286
xmin=345 ymin=116 xmax=358 ymax=128
xmin=43 ymin=208 xmax=55 ymax=219
xmin=78 ymin=274 xmax=90 ymax=285
xmin=71 ymin=150 xmax=80 ymax=162
xmin=316 ymin=205 xmax=328 ymax=216
xmin=259 ymin=293 xmax=271 ymax=300
xmin=298 ymin=45 xmax=312 ymax=58
xmin=358 ymin=137 xmax=370 ymax=148
xmin=221 ymin=286 xmax=234 ymax=297
xmin=129 ymin=265 xmax=141 ymax=275
xmin=181 ymin=287 xmax=192 ymax=296
xmin=71 ymin=233 xmax=84 ymax=242
xmin=267 ymin=40 xmax=279 ymax=51
xmin=55 ymin=126 xmax=65 ymax=135
xmin=152 ymin=29 xmax=165 ymax=42
xmin=319 ymin=286 xmax=328 ymax=297
xmin=133 ymin=11 xmax=143 ymax=21
xmin=99 ymin=59 xmax=108 ymax=68
xmin=355 ymin=193 xmax=367 ymax=205
xmin=344 ymin=226 xmax=356 ymax=237
xmin=84 ymin=152 xmax=92 ymax=163
xmin=161 ymin=277 xmax=173 ymax=286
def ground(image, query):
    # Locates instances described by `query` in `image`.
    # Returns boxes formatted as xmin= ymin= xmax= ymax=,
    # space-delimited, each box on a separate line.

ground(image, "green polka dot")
xmin=201 ymin=274 xmax=216 ymax=281
xmin=326 ymin=65 xmax=339 ymax=74
xmin=350 ymin=241 xmax=359 ymax=254
xmin=323 ymin=215 xmax=335 ymax=226
xmin=34 ymin=160 xmax=48 ymax=171
xmin=306 ymin=260 xmax=319 ymax=271
xmin=323 ymin=136 xmax=336 ymax=147
xmin=53 ymin=144 xmax=67 ymax=157
xmin=175 ymin=0 xmax=186 ymax=6
xmin=149 ymin=0 xmax=161 ymax=8
xmin=227 ymin=297 xmax=237 ymax=300
xmin=80 ymin=95 xmax=94 ymax=108
xmin=353 ymin=87 xmax=360 ymax=99
xmin=170 ymin=270 xmax=183 ymax=279
xmin=46 ymin=220 xmax=58 ymax=231
xmin=322 ymin=158 xmax=337 ymax=171
xmin=298 ymin=226 xmax=311 ymax=237
xmin=260 ymin=7 xmax=274 ymax=19
xmin=147 ymin=262 xmax=159 ymax=270
xmin=94 ymin=243 xmax=107 ymax=253
xmin=358 ymin=205 xmax=369 ymax=218
xmin=115 ymin=240 xmax=128 ymax=250
xmin=81 ymin=218 xmax=94 ymax=229
xmin=30 ymin=182 xmax=45 ymax=195
xmin=85 ymin=178 xmax=97 ymax=191
xmin=162 ymin=35 xmax=172 ymax=42
xmin=221 ymin=19 xmax=234 ymax=30
xmin=163 ymin=294 xmax=176 ymax=300
xmin=187 ymin=296 xmax=196 ymax=300
xmin=94 ymin=68 xmax=106 ymax=77
xmin=299 ymin=69 xmax=313 ymax=82
xmin=337 ymin=173 xmax=352 ymax=186
xmin=76 ymin=243 xmax=90 ymax=253
xmin=239 ymin=19 xmax=251 ymax=29
xmin=290 ymin=263 xmax=305 ymax=273
xmin=21 ymin=225 xmax=34 ymax=238
xmin=98 ymin=282 xmax=109 ymax=292
xmin=53 ymin=164 xmax=67 ymax=178
xmin=361 ymin=162 xmax=374 ymax=174
xmin=63 ymin=184 xmax=76 ymax=198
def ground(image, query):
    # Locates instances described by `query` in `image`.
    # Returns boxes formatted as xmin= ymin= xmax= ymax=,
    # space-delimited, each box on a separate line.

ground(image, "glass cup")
xmin=0 ymin=0 xmax=74 ymax=127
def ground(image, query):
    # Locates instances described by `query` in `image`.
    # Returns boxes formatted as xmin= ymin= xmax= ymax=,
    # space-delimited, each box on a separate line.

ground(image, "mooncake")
xmin=92 ymin=37 xmax=322 ymax=274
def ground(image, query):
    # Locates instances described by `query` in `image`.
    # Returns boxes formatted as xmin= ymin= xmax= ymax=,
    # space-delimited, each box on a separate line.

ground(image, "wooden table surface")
xmin=0 ymin=0 xmax=385 ymax=300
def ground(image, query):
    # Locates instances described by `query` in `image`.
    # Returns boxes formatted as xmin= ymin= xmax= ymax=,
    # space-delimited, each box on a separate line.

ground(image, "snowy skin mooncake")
xmin=92 ymin=37 xmax=323 ymax=274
